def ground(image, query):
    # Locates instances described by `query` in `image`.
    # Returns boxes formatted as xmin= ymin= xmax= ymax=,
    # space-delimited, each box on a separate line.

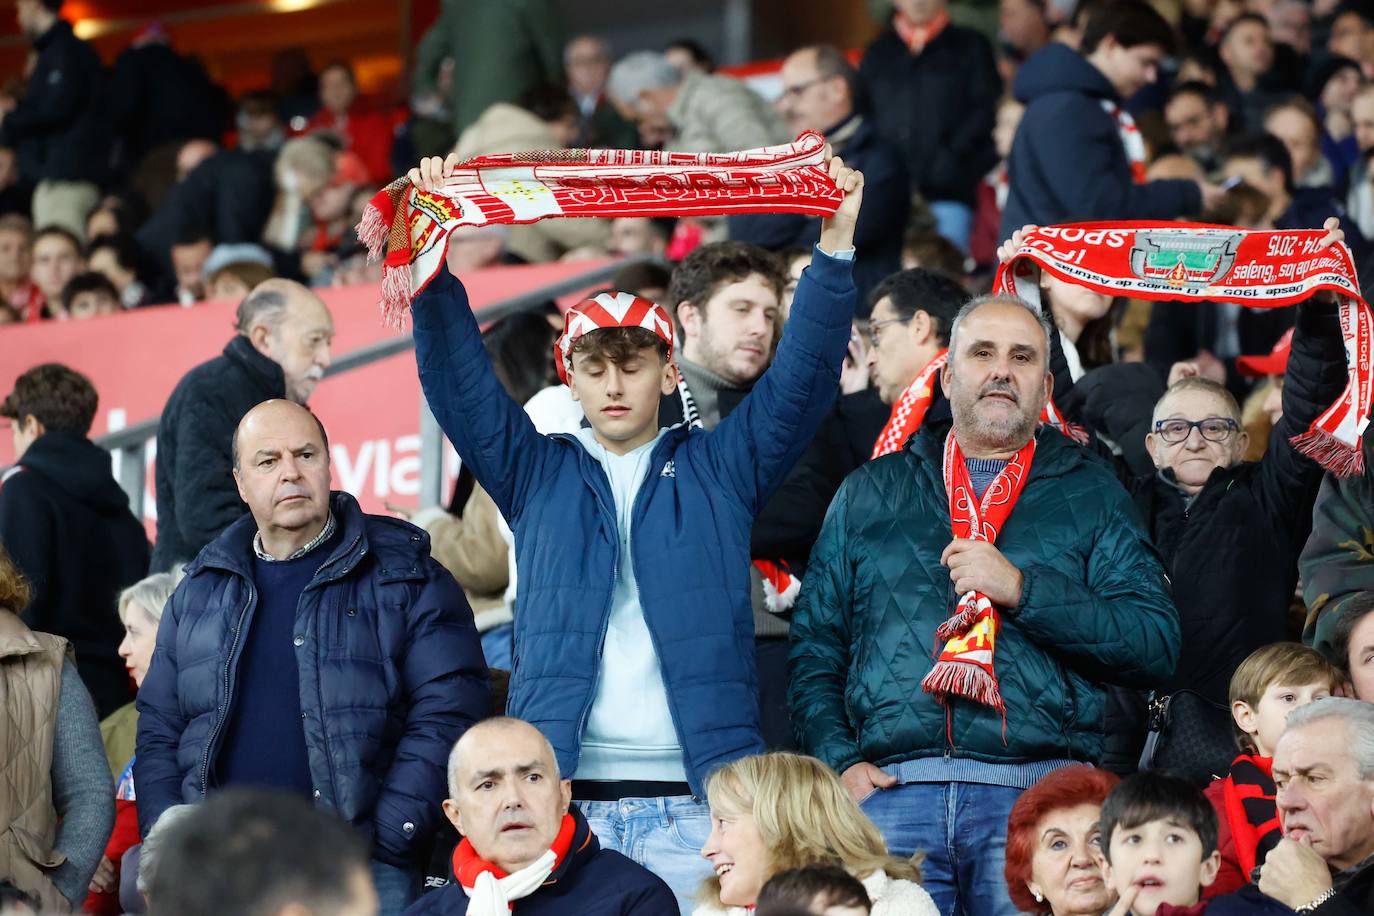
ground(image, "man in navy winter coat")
xmin=408 ymin=150 xmax=864 ymax=912
xmin=1001 ymin=0 xmax=1223 ymax=240
xmin=135 ymin=399 xmax=490 ymax=916
xmin=406 ymin=717 xmax=676 ymax=915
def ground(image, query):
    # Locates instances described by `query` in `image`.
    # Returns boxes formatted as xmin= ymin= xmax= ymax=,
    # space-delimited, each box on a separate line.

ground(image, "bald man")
xmin=136 ymin=400 xmax=490 ymax=915
xmin=152 ymin=279 xmax=335 ymax=571
xmin=407 ymin=717 xmax=675 ymax=916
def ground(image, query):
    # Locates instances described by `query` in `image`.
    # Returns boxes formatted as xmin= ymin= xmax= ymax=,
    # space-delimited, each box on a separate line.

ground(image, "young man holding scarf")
xmin=407 ymin=150 xmax=864 ymax=913
xmin=407 ymin=718 xmax=676 ymax=915
xmin=789 ymin=294 xmax=1181 ymax=916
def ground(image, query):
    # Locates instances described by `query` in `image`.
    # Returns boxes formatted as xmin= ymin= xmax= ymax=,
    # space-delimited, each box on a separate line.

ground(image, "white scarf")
xmin=461 ymin=849 xmax=557 ymax=915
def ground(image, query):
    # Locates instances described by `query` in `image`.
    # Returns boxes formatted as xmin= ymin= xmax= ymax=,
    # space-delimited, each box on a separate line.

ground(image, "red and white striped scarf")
xmin=873 ymin=351 xmax=949 ymax=458
xmin=997 ymin=222 xmax=1374 ymax=476
xmin=1102 ymin=101 xmax=1148 ymax=184
xmin=359 ymin=132 xmax=841 ymax=325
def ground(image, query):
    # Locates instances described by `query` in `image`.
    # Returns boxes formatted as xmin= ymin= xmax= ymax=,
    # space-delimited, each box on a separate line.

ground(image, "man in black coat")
xmin=407 ymin=717 xmax=676 ymax=916
xmin=861 ymin=0 xmax=1000 ymax=252
xmin=151 ymin=279 xmax=333 ymax=571
xmin=1001 ymin=0 xmax=1219 ymax=240
xmin=1130 ymin=294 xmax=1346 ymax=707
xmin=729 ymin=44 xmax=908 ymax=311
xmin=0 ymin=363 xmax=148 ymax=717
xmin=0 ymin=0 xmax=108 ymax=240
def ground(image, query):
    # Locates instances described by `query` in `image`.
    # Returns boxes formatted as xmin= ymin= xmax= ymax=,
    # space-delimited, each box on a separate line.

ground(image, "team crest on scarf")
xmin=921 ymin=431 xmax=1037 ymax=730
xmin=1130 ymin=229 xmax=1244 ymax=286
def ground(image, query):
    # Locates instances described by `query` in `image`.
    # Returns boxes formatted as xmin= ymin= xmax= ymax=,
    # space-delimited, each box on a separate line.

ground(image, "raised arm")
xmin=701 ymin=154 xmax=862 ymax=512
xmin=408 ymin=156 xmax=556 ymax=521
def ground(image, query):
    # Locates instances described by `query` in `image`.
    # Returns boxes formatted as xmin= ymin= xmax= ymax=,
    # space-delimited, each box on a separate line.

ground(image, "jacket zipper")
xmin=572 ymin=466 xmax=621 ymax=760
xmin=305 ymin=536 xmax=365 ymax=806
xmin=200 ymin=583 xmax=255 ymax=796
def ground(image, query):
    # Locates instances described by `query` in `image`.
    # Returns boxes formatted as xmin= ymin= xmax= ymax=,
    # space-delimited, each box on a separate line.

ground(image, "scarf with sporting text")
xmin=453 ymin=812 xmax=578 ymax=914
xmin=359 ymin=132 xmax=841 ymax=325
xmin=1223 ymin=754 xmax=1281 ymax=881
xmin=996 ymin=222 xmax=1374 ymax=476
xmin=921 ymin=430 xmax=1036 ymax=724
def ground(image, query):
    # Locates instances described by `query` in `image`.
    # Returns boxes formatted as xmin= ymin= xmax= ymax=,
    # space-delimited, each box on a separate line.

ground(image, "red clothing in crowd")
xmin=1203 ymin=755 xmax=1281 ymax=899
xmin=82 ymin=798 xmax=138 ymax=915
xmin=303 ymin=102 xmax=395 ymax=184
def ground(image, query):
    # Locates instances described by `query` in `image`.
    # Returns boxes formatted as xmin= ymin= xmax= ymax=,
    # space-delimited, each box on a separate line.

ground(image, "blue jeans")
xmin=480 ymin=622 xmax=513 ymax=670
xmin=861 ymin=781 xmax=1023 ymax=916
xmin=928 ymin=200 xmax=974 ymax=253
xmin=370 ymin=859 xmax=420 ymax=916
xmin=576 ymin=795 xmax=714 ymax=915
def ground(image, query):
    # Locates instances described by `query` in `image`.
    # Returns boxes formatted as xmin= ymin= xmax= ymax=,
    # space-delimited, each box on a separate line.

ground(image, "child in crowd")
xmin=1099 ymin=771 xmax=1294 ymax=915
xmin=1203 ymin=643 xmax=1342 ymax=898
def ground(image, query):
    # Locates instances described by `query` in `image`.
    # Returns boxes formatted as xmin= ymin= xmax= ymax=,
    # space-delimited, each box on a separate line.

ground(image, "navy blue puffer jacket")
xmin=412 ymin=253 xmax=855 ymax=797
xmin=134 ymin=492 xmax=490 ymax=866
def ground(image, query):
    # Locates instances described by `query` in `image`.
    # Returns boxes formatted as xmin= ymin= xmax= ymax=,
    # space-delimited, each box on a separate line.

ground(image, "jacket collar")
xmin=191 ymin=491 xmax=368 ymax=580
xmin=33 ymin=18 xmax=71 ymax=51
xmin=0 ymin=610 xmax=45 ymax=659
xmin=544 ymin=805 xmax=599 ymax=886
xmin=911 ymin=419 xmax=1086 ymax=483
xmin=223 ymin=335 xmax=288 ymax=400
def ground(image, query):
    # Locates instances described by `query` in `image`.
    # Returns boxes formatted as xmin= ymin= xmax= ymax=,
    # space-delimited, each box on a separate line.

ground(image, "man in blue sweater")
xmin=408 ymin=150 xmax=863 ymax=912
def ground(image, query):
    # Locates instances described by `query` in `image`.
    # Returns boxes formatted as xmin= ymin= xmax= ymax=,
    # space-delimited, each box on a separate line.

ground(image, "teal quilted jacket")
xmin=788 ymin=422 xmax=1180 ymax=773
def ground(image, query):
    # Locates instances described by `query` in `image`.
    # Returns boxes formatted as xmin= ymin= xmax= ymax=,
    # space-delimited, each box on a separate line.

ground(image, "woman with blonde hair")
xmin=694 ymin=753 xmax=937 ymax=915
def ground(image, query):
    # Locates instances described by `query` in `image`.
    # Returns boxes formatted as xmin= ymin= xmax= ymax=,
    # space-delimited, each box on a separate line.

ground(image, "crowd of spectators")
xmin=7 ymin=0 xmax=1374 ymax=915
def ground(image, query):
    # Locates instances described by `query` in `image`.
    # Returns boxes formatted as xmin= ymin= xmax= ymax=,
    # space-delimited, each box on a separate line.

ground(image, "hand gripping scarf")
xmin=453 ymin=812 xmax=578 ymax=915
xmin=358 ymin=131 xmax=842 ymax=325
xmin=921 ymin=431 xmax=1036 ymax=725
xmin=996 ymin=222 xmax=1374 ymax=477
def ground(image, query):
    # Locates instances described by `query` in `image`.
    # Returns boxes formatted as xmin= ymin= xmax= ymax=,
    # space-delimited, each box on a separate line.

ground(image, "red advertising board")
xmin=0 ymin=260 xmax=610 ymax=537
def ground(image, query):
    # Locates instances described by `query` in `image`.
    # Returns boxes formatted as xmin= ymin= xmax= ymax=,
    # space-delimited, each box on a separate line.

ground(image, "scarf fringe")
xmin=1290 ymin=428 xmax=1365 ymax=477
xmin=934 ymin=604 xmax=979 ymax=642
xmin=358 ymin=200 xmax=389 ymax=261
xmin=920 ymin=660 xmax=1006 ymax=713
xmin=380 ymin=264 xmax=413 ymax=329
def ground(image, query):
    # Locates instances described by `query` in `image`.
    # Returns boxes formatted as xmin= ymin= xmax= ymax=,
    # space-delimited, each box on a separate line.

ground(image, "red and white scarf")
xmin=920 ymin=431 xmax=1036 ymax=722
xmin=873 ymin=351 xmax=950 ymax=459
xmin=453 ymin=813 xmax=578 ymax=914
xmin=359 ymin=132 xmax=841 ymax=324
xmin=996 ymin=222 xmax=1374 ymax=476
xmin=1102 ymin=102 xmax=1148 ymax=184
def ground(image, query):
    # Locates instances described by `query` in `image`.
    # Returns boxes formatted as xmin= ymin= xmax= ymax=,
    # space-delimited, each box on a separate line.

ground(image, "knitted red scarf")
xmin=873 ymin=351 xmax=949 ymax=458
xmin=358 ymin=132 xmax=841 ymax=325
xmin=1223 ymin=754 xmax=1281 ymax=880
xmin=996 ymin=222 xmax=1374 ymax=476
xmin=452 ymin=812 xmax=578 ymax=893
xmin=921 ymin=430 xmax=1036 ymax=722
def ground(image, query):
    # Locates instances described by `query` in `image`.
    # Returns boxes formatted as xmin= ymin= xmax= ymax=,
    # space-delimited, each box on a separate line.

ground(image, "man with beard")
xmin=789 ymin=294 xmax=1180 ymax=915
xmin=1165 ymin=81 xmax=1231 ymax=175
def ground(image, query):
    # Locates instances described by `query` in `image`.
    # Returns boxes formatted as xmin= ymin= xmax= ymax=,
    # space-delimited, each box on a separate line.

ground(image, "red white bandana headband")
xmin=359 ymin=132 xmax=841 ymax=325
xmin=554 ymin=292 xmax=674 ymax=385
xmin=995 ymin=222 xmax=1373 ymax=477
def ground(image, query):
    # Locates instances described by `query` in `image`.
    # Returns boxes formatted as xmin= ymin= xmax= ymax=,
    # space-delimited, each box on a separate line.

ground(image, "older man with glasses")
xmin=1127 ymin=285 xmax=1349 ymax=712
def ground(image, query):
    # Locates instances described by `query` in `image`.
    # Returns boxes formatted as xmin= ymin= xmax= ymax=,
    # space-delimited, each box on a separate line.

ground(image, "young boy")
xmin=406 ymin=152 xmax=863 ymax=911
xmin=1099 ymin=771 xmax=1296 ymax=915
xmin=1203 ymin=642 xmax=1342 ymax=897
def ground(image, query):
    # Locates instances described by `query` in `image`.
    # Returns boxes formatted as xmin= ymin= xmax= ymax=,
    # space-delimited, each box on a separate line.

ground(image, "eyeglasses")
xmin=1153 ymin=416 xmax=1239 ymax=444
xmin=778 ymin=77 xmax=826 ymax=100
xmin=868 ymin=316 xmax=908 ymax=347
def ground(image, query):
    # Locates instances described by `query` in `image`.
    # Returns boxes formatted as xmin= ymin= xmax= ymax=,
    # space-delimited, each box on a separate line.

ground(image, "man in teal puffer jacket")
xmin=789 ymin=294 xmax=1180 ymax=916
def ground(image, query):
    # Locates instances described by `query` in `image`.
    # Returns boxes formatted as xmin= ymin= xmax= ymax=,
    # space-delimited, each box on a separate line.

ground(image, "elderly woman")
xmin=694 ymin=753 xmax=937 ymax=916
xmin=85 ymin=570 xmax=182 ymax=914
xmin=1004 ymin=765 xmax=1120 ymax=916
xmin=0 ymin=546 xmax=113 ymax=911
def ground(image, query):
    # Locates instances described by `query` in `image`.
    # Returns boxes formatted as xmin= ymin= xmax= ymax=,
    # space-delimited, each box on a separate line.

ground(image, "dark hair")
xmin=1222 ymin=131 xmax=1294 ymax=192
xmin=570 ymin=326 xmax=670 ymax=369
xmin=757 ymin=864 xmax=872 ymax=915
xmin=145 ymin=788 xmax=369 ymax=916
xmin=1006 ymin=766 xmax=1121 ymax=913
xmin=665 ymin=37 xmax=715 ymax=71
xmin=60 ymin=271 xmax=119 ymax=310
xmin=1264 ymin=95 xmax=1322 ymax=144
xmin=519 ymin=84 xmax=578 ymax=123
xmin=173 ymin=224 xmax=214 ymax=249
xmin=612 ymin=261 xmax=673 ymax=297
xmin=239 ymin=90 xmax=280 ymax=119
xmin=0 ymin=545 xmax=32 ymax=614
xmin=1081 ymin=0 xmax=1176 ymax=55
xmin=1335 ymin=0 xmax=1374 ymax=29
xmin=319 ymin=59 xmax=356 ymax=84
xmin=0 ymin=363 xmax=98 ymax=436
xmin=484 ymin=309 xmax=561 ymax=405
xmin=1221 ymin=12 xmax=1270 ymax=45
xmin=869 ymin=268 xmax=970 ymax=346
xmin=1099 ymin=770 xmax=1218 ymax=864
xmin=1042 ymin=283 xmax=1126 ymax=370
xmin=87 ymin=231 xmax=150 ymax=279
xmin=902 ymin=230 xmax=969 ymax=280
xmin=1166 ymin=79 xmax=1220 ymax=108
xmin=667 ymin=241 xmax=784 ymax=335
xmin=804 ymin=44 xmax=861 ymax=106
xmin=1332 ymin=592 xmax=1374 ymax=678
xmin=33 ymin=224 xmax=80 ymax=255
